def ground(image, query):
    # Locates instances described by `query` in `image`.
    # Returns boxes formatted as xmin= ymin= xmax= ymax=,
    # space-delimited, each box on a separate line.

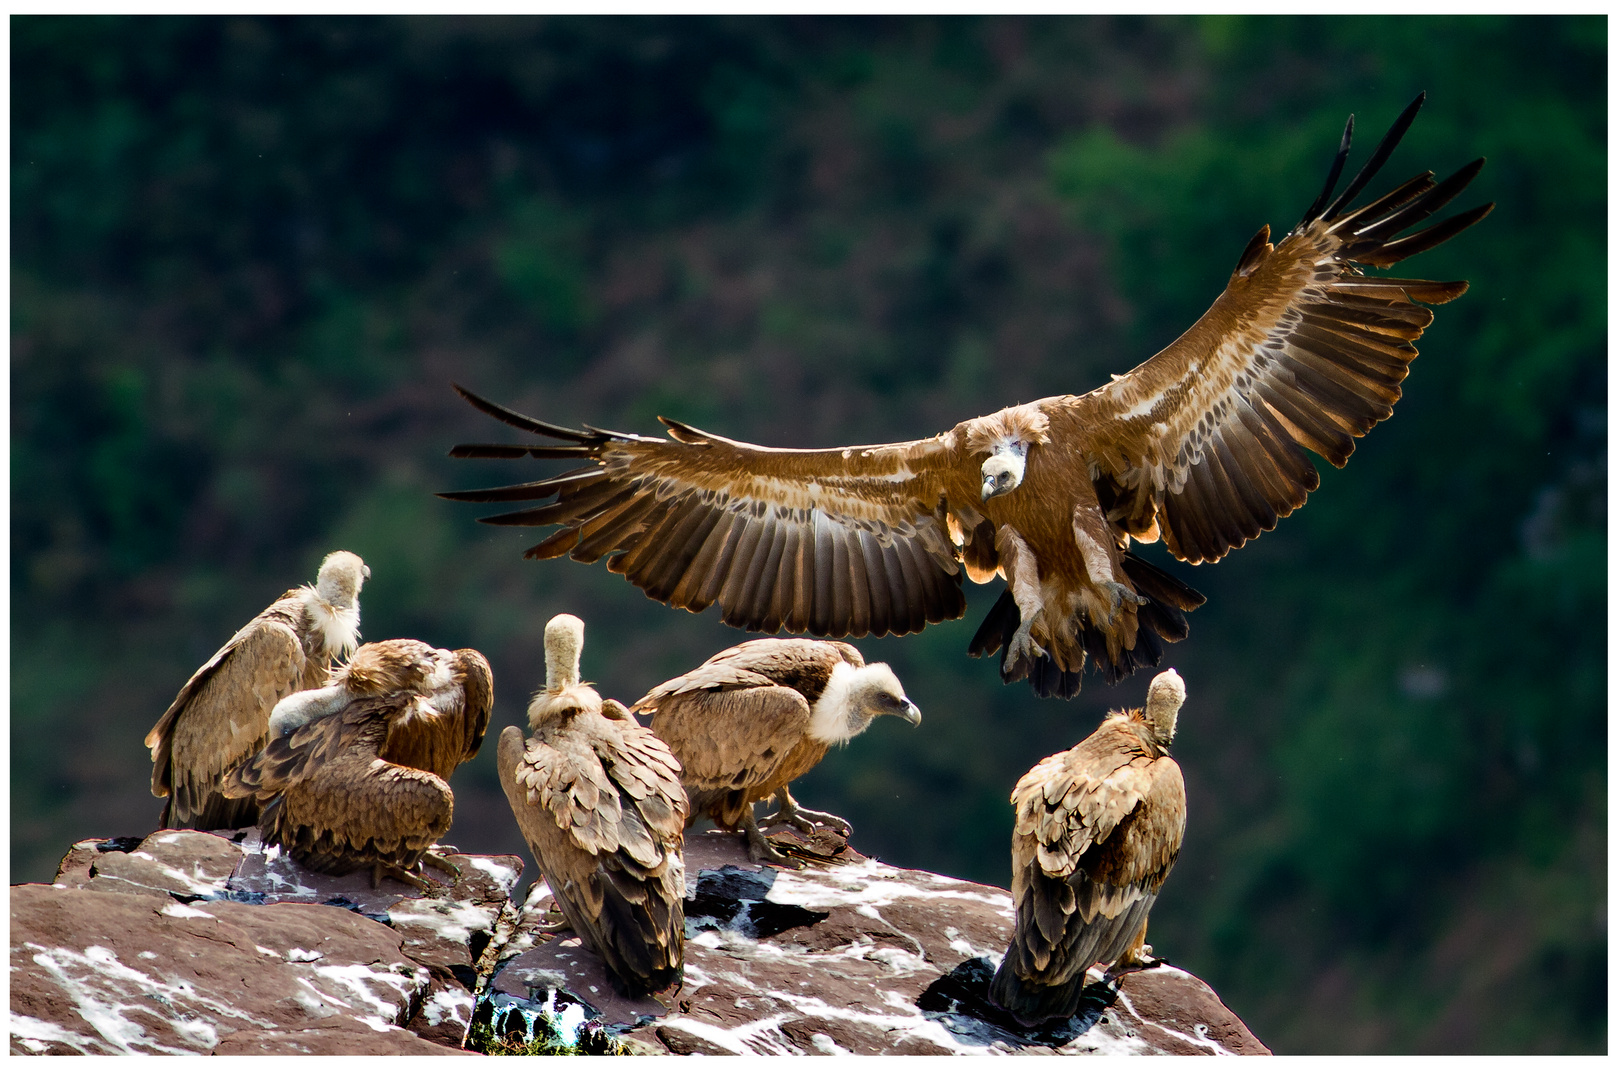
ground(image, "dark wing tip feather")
xmin=1324 ymin=93 xmax=1426 ymax=220
xmin=1301 ymin=113 xmax=1356 ymax=227
xmin=437 ymin=480 xmax=562 ymax=503
xmin=451 ymin=383 xmax=602 ymax=443
xmin=447 ymin=443 xmax=531 ymax=459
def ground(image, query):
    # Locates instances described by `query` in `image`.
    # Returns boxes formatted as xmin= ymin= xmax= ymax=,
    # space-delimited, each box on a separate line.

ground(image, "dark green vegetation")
xmin=12 ymin=16 xmax=1603 ymax=1053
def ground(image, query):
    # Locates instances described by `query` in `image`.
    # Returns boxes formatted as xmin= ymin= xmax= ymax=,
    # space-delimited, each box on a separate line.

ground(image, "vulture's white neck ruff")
xmin=809 ymin=662 xmax=869 ymax=746
xmin=305 ymin=592 xmax=361 ymax=661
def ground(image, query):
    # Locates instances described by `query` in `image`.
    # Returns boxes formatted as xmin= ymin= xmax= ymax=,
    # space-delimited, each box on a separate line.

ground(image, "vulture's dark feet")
xmin=1003 ymin=619 xmax=1047 ymax=677
xmin=421 ymin=851 xmax=462 ymax=881
xmin=758 ymin=788 xmax=852 ymax=838
xmin=1101 ymin=581 xmax=1147 ymax=616
xmin=742 ymin=817 xmax=803 ymax=869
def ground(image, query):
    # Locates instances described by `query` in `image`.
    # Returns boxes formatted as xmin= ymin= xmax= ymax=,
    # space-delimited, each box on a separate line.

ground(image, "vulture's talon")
xmin=758 ymin=788 xmax=852 ymax=839
xmin=1104 ymin=945 xmax=1161 ymax=981
xmin=760 ymin=805 xmax=851 ymax=837
xmin=1102 ymin=581 xmax=1147 ymax=614
xmin=744 ymin=824 xmax=802 ymax=869
xmin=380 ymin=862 xmax=438 ymax=895
xmin=1004 ymin=622 xmax=1046 ymax=676
xmin=535 ymin=907 xmax=574 ymax=935
xmin=421 ymin=851 xmax=462 ymax=880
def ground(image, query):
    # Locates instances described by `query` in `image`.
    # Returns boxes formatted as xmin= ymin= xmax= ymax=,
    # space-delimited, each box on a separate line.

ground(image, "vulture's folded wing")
xmin=602 ymin=722 xmax=689 ymax=854
xmin=439 ymin=387 xmax=971 ymax=638
xmin=1067 ymin=94 xmax=1492 ymax=564
xmin=1080 ymin=755 xmax=1186 ymax=896
xmin=147 ymin=593 xmax=309 ymax=804
xmin=646 ymin=683 xmax=813 ymax=796
xmin=497 ymin=725 xmax=685 ymax=996
xmin=1013 ymin=727 xmax=1153 ymax=882
xmin=268 ymin=745 xmax=455 ymax=873
xmin=453 ymin=649 xmax=495 ymax=762
xmin=225 ymin=693 xmax=399 ymax=800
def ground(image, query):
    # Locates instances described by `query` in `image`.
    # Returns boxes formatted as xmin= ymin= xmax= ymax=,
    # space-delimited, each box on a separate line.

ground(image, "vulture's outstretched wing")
xmin=1068 ymin=94 xmax=1492 ymax=564
xmin=439 ymin=390 xmax=973 ymax=638
xmin=145 ymin=591 xmax=315 ymax=828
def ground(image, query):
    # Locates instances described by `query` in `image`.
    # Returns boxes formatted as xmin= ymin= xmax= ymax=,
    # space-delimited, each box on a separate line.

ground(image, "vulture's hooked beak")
xmin=980 ymin=444 xmax=1027 ymax=502
xmin=902 ymin=699 xmax=922 ymax=726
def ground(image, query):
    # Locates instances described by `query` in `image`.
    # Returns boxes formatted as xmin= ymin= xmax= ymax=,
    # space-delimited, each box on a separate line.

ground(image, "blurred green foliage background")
xmin=11 ymin=15 xmax=1604 ymax=1052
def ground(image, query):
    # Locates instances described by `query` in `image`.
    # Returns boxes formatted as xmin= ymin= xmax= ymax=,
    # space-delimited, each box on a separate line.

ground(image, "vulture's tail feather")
xmin=988 ymin=957 xmax=1092 ymax=1028
xmin=967 ymin=588 xmax=1019 ymax=659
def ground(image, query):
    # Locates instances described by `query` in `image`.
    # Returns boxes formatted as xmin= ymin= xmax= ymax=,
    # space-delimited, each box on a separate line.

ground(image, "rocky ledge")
xmin=11 ymin=828 xmax=1267 ymax=1055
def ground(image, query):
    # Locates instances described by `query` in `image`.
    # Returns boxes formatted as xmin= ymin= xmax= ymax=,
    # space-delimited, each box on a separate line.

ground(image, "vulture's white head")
xmin=966 ymin=404 xmax=1050 ymax=503
xmin=269 ymin=683 xmax=352 ymax=738
xmin=980 ymin=440 xmax=1030 ymax=503
xmin=543 ymin=613 xmax=585 ymax=693
xmin=1144 ymin=668 xmax=1187 ymax=748
xmin=316 ymin=550 xmax=370 ymax=608
xmin=530 ymin=613 xmax=603 ymax=727
xmin=309 ymin=550 xmax=369 ymax=660
xmin=811 ymin=661 xmax=922 ymax=745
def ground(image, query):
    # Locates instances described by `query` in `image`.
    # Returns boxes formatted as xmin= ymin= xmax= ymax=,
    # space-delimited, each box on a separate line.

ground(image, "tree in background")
xmin=11 ymin=15 xmax=1603 ymax=1052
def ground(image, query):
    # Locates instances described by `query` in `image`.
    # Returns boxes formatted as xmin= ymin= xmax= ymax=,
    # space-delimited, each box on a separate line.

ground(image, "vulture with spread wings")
xmin=441 ymin=96 xmax=1490 ymax=698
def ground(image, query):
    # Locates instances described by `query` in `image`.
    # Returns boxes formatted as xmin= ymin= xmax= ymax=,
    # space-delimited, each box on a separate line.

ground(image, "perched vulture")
xmin=497 ymin=614 xmax=688 ymax=998
xmin=222 ymin=639 xmax=493 ymax=889
xmin=441 ymin=95 xmax=1491 ymax=698
xmin=989 ymin=668 xmax=1188 ymax=1025
xmin=632 ymin=638 xmax=920 ymax=864
xmin=144 ymin=550 xmax=370 ymax=830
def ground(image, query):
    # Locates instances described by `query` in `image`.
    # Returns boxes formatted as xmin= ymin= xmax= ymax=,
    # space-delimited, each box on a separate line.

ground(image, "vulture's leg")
xmin=421 ymin=851 xmax=463 ymax=881
xmin=739 ymin=804 xmax=801 ymax=868
xmin=1103 ymin=919 xmax=1160 ymax=979
xmin=995 ymin=525 xmax=1049 ymax=676
xmin=757 ymin=786 xmax=852 ymax=837
xmin=1073 ymin=506 xmax=1144 ymax=618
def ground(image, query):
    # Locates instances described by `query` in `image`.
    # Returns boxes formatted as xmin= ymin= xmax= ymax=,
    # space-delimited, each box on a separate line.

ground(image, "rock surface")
xmin=11 ymin=828 xmax=1268 ymax=1056
xmin=491 ymin=831 xmax=1269 ymax=1056
xmin=12 ymin=829 xmax=516 ymax=1054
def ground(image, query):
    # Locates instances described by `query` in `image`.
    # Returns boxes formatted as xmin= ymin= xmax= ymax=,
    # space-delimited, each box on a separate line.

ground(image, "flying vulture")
xmin=144 ymin=550 xmax=370 ymax=830
xmin=497 ymin=613 xmax=688 ymax=998
xmin=989 ymin=668 xmax=1188 ymax=1026
xmin=440 ymin=95 xmax=1491 ymax=698
xmin=632 ymin=638 xmax=920 ymax=864
xmin=222 ymin=638 xmax=493 ymax=890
